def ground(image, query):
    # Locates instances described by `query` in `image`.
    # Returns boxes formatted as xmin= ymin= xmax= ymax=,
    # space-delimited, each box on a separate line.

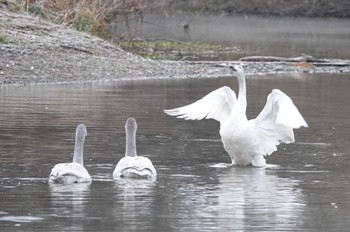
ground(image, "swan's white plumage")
xmin=49 ymin=163 xmax=91 ymax=184
xmin=113 ymin=118 xmax=157 ymax=179
xmin=256 ymin=89 xmax=308 ymax=129
xmin=251 ymin=89 xmax=308 ymax=157
xmin=49 ymin=124 xmax=91 ymax=184
xmin=164 ymin=86 xmax=236 ymax=122
xmin=164 ymin=65 xmax=308 ymax=167
xmin=113 ymin=156 xmax=157 ymax=179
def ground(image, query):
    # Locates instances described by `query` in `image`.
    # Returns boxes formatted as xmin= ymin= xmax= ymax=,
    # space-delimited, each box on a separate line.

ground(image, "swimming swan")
xmin=113 ymin=118 xmax=157 ymax=179
xmin=49 ymin=124 xmax=91 ymax=184
xmin=164 ymin=65 xmax=308 ymax=167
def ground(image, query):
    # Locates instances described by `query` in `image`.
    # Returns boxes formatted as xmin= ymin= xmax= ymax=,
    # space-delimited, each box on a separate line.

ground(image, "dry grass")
xmin=24 ymin=0 xmax=110 ymax=38
xmin=18 ymin=0 xmax=168 ymax=39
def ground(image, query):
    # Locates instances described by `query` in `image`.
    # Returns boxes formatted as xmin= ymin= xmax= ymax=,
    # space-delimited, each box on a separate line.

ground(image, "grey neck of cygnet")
xmin=73 ymin=130 xmax=86 ymax=165
xmin=125 ymin=122 xmax=137 ymax=157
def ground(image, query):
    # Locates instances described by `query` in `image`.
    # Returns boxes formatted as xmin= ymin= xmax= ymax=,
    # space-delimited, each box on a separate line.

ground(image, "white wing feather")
xmin=164 ymin=86 xmax=237 ymax=123
xmin=252 ymin=89 xmax=308 ymax=156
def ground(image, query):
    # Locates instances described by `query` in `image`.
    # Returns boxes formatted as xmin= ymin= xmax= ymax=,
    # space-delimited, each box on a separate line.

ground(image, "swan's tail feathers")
xmin=113 ymin=156 xmax=157 ymax=180
xmin=48 ymin=163 xmax=91 ymax=184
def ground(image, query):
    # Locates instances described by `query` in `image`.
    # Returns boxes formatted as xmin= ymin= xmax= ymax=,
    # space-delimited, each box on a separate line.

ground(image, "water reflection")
xmin=213 ymin=167 xmax=303 ymax=230
xmin=49 ymin=183 xmax=91 ymax=230
xmin=0 ymin=215 xmax=44 ymax=223
xmin=112 ymin=179 xmax=156 ymax=230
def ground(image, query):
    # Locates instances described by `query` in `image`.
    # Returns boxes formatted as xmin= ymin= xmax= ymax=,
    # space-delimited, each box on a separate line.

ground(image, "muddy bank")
xmin=0 ymin=9 xmax=349 ymax=85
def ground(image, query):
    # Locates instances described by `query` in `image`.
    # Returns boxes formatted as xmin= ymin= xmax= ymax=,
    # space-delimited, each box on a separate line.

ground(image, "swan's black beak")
xmin=215 ymin=63 xmax=236 ymax=72
xmin=229 ymin=66 xmax=236 ymax=71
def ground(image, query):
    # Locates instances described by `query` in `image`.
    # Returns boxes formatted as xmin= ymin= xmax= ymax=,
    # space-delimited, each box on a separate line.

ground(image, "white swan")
xmin=164 ymin=65 xmax=308 ymax=167
xmin=49 ymin=124 xmax=91 ymax=184
xmin=113 ymin=118 xmax=157 ymax=179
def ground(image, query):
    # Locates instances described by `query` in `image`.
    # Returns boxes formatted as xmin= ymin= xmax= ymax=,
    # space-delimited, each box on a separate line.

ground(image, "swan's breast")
xmin=220 ymin=121 xmax=261 ymax=166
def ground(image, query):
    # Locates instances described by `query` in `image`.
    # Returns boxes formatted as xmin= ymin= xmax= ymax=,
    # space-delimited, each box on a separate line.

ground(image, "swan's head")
xmin=229 ymin=65 xmax=245 ymax=79
xmin=125 ymin=117 xmax=137 ymax=132
xmin=76 ymin=124 xmax=87 ymax=139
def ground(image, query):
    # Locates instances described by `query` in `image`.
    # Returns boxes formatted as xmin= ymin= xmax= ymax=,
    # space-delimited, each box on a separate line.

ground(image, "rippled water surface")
xmin=1 ymin=73 xmax=350 ymax=231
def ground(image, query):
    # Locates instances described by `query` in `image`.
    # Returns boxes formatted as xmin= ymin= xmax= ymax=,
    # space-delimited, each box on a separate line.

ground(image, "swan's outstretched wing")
xmin=252 ymin=89 xmax=308 ymax=156
xmin=164 ymin=86 xmax=236 ymax=123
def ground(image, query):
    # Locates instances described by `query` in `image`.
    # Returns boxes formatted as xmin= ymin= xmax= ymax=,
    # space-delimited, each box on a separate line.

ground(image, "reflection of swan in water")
xmin=207 ymin=167 xmax=305 ymax=230
xmin=164 ymin=65 xmax=308 ymax=167
xmin=112 ymin=178 xmax=156 ymax=225
xmin=49 ymin=183 xmax=91 ymax=229
xmin=113 ymin=118 xmax=157 ymax=179
xmin=49 ymin=124 xmax=91 ymax=184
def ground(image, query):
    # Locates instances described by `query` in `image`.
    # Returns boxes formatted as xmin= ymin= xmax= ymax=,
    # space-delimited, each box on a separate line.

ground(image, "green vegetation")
xmin=0 ymin=33 xmax=12 ymax=44
xmin=119 ymin=40 xmax=239 ymax=61
xmin=28 ymin=4 xmax=47 ymax=19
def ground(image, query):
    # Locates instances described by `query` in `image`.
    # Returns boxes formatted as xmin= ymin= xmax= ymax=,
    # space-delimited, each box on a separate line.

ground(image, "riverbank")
xmin=0 ymin=8 xmax=206 ymax=85
xmin=0 ymin=8 xmax=349 ymax=85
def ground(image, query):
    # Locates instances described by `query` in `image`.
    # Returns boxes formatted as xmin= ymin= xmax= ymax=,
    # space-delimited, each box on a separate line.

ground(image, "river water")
xmin=0 ymin=72 xmax=350 ymax=231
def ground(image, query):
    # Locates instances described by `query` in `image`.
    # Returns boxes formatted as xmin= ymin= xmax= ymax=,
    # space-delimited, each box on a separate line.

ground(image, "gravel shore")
xmin=1 ymin=9 xmax=349 ymax=86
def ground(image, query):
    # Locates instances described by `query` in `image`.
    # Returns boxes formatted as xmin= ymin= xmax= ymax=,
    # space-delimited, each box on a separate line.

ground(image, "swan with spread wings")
xmin=164 ymin=65 xmax=308 ymax=167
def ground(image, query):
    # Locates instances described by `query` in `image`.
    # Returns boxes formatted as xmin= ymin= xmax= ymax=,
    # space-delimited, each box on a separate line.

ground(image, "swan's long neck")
xmin=237 ymin=75 xmax=247 ymax=105
xmin=229 ymin=72 xmax=248 ymax=123
xmin=125 ymin=122 xmax=137 ymax=157
xmin=73 ymin=131 xmax=85 ymax=165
